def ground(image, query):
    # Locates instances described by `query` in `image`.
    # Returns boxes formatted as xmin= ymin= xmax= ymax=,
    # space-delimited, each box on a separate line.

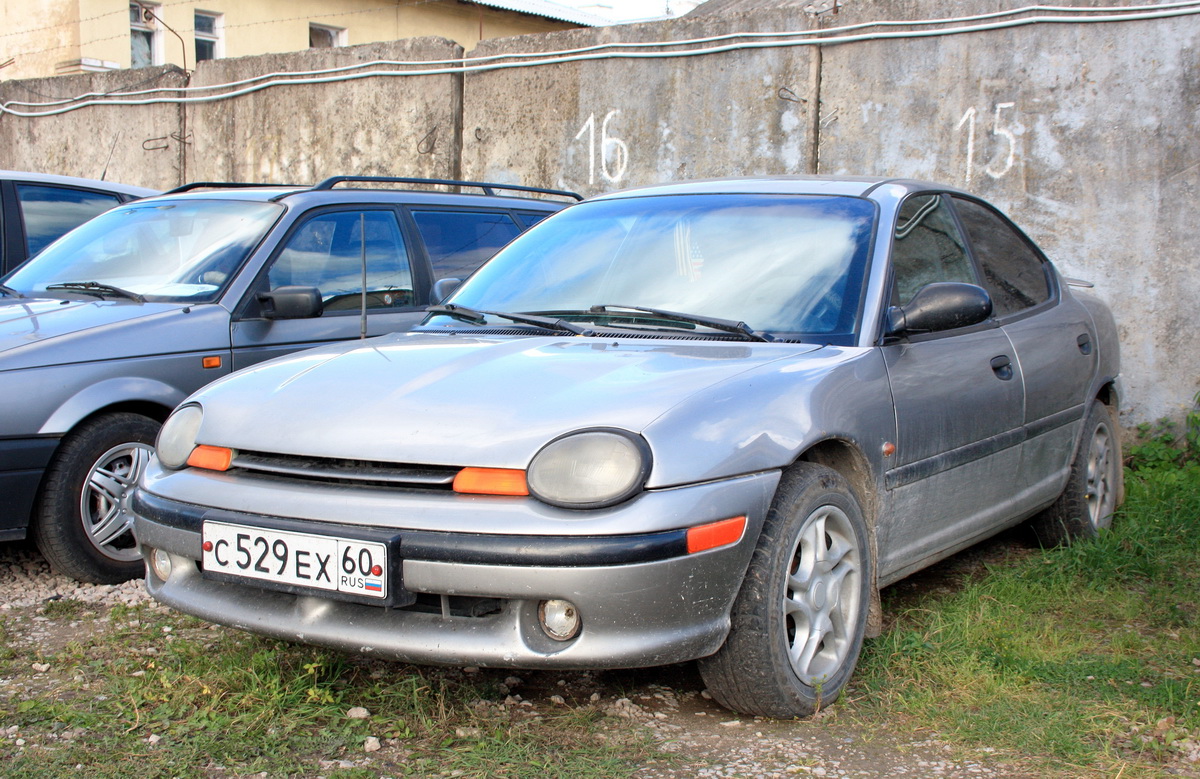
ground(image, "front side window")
xmin=4 ymin=199 xmax=283 ymax=302
xmin=195 ymin=11 xmax=223 ymax=62
xmin=890 ymin=194 xmax=976 ymax=306
xmin=412 ymin=210 xmax=523 ymax=281
xmin=445 ymin=194 xmax=877 ymax=342
xmin=130 ymin=3 xmax=161 ymax=68
xmin=16 ymin=184 xmax=122 ymax=258
xmin=267 ymin=210 xmax=413 ymax=311
xmin=952 ymin=196 xmax=1051 ymax=317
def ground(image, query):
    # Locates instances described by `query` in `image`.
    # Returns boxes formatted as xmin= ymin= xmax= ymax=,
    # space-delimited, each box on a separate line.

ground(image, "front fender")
xmin=642 ymin=347 xmax=894 ymax=488
xmin=40 ymin=376 xmax=185 ymax=434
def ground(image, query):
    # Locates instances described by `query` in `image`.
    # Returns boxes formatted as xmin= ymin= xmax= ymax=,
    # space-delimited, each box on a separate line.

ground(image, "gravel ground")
xmin=0 ymin=539 xmax=1023 ymax=777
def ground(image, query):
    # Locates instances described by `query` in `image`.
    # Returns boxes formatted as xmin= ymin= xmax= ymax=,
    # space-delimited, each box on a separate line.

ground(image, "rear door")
xmin=879 ymin=193 xmax=1026 ymax=581
xmin=951 ymin=195 xmax=1096 ymax=507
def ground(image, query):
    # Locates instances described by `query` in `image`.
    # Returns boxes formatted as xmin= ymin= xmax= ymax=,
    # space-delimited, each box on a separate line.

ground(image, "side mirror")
xmin=258 ymin=286 xmax=323 ymax=319
xmin=430 ymin=277 xmax=462 ymax=304
xmin=885 ymin=282 xmax=992 ymax=337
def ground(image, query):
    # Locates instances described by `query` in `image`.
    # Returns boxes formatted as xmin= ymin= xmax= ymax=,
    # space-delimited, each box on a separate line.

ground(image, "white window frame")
xmin=194 ymin=11 xmax=225 ymax=62
xmin=309 ymin=23 xmax=347 ymax=49
xmin=130 ymin=2 xmax=163 ymax=68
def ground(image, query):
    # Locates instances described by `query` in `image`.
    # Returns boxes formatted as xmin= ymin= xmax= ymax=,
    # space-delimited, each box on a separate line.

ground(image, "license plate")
xmin=202 ymin=521 xmax=388 ymax=599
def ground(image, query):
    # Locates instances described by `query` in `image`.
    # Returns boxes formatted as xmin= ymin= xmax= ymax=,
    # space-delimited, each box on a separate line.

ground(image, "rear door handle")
xmin=990 ymin=355 xmax=1014 ymax=381
xmin=1077 ymin=333 xmax=1093 ymax=355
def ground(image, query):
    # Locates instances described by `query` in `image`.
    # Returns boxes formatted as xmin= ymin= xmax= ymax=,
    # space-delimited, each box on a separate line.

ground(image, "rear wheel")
xmin=33 ymin=413 xmax=159 ymax=584
xmin=1029 ymin=401 xmax=1122 ymax=546
xmin=699 ymin=463 xmax=872 ymax=717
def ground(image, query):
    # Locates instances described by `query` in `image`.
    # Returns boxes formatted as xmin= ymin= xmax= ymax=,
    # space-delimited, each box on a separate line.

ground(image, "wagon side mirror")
xmin=885 ymin=282 xmax=992 ymax=337
xmin=258 ymin=285 xmax=323 ymax=319
xmin=431 ymin=277 xmax=461 ymax=304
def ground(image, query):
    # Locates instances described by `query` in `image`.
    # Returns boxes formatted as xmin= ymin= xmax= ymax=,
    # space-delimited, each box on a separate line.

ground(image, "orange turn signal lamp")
xmin=687 ymin=516 xmax=746 ymax=554
xmin=186 ymin=445 xmax=233 ymax=472
xmin=453 ymin=467 xmax=529 ymax=496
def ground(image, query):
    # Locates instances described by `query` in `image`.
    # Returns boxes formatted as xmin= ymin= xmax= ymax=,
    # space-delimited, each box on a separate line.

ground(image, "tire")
xmin=1029 ymin=401 xmax=1122 ymax=546
xmin=32 ymin=413 xmax=160 ymax=584
xmin=699 ymin=463 xmax=872 ymax=718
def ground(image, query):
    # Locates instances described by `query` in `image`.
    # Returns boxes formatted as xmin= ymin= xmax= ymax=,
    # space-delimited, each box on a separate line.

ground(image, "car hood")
xmin=0 ymin=296 xmax=194 ymax=367
xmin=190 ymin=331 xmax=824 ymax=472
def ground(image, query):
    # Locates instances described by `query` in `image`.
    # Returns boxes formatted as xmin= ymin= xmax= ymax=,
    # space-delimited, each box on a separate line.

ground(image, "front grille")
xmin=230 ymin=450 xmax=460 ymax=490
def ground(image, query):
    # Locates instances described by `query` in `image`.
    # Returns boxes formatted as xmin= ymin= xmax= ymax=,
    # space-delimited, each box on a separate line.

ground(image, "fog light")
xmin=149 ymin=547 xmax=172 ymax=581
xmin=538 ymin=599 xmax=581 ymax=641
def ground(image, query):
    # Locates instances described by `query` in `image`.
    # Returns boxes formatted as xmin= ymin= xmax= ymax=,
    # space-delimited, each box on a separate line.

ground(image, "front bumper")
xmin=0 ymin=436 xmax=58 ymax=536
xmin=133 ymin=471 xmax=779 ymax=669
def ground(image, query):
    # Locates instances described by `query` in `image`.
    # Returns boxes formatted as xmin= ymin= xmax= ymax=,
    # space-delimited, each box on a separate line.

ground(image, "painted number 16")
xmin=574 ymin=110 xmax=629 ymax=185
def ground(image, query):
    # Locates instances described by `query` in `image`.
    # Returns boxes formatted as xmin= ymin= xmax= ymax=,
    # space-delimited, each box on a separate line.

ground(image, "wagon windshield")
xmin=3 ymin=199 xmax=283 ymax=303
xmin=439 ymin=193 xmax=876 ymax=344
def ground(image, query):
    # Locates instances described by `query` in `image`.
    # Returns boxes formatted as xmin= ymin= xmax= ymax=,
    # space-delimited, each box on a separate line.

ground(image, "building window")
xmin=195 ymin=12 xmax=223 ymax=62
xmin=309 ymin=23 xmax=346 ymax=49
xmin=130 ymin=3 xmax=161 ymax=68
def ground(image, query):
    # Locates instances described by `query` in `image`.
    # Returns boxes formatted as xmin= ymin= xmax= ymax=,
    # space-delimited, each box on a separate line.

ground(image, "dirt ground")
xmin=0 ymin=536 xmax=1036 ymax=778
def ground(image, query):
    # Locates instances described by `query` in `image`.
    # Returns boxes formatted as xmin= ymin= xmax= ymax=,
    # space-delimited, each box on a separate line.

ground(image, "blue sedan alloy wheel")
xmin=699 ymin=463 xmax=872 ymax=718
xmin=33 ymin=413 xmax=159 ymax=583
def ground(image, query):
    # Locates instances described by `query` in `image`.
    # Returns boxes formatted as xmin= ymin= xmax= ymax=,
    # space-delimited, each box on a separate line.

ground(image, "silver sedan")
xmin=133 ymin=177 xmax=1122 ymax=718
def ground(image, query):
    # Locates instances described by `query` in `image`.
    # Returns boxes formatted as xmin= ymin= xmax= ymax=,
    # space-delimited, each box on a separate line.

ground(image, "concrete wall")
xmin=0 ymin=66 xmax=187 ymax=188
xmin=0 ymin=1 xmax=1196 ymax=426
xmin=461 ymin=11 xmax=821 ymax=194
xmin=185 ymin=39 xmax=465 ymax=184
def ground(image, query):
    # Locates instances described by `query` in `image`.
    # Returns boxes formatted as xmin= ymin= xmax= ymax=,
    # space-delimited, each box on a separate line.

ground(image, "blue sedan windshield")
xmin=4 ymin=199 xmax=283 ymax=303
xmin=445 ymin=194 xmax=876 ymax=343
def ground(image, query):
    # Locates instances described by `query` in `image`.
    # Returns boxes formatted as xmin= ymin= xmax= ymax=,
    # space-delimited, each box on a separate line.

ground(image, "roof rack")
xmin=162 ymin=181 xmax=303 ymax=195
xmin=310 ymin=175 xmax=583 ymax=202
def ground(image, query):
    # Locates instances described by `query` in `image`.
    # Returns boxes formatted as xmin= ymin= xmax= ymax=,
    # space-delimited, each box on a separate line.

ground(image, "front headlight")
xmin=526 ymin=429 xmax=650 ymax=508
xmin=156 ymin=404 xmax=203 ymax=469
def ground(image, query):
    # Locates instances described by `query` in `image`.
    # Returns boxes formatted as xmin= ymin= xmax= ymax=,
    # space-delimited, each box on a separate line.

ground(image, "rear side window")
xmin=516 ymin=209 xmax=554 ymax=228
xmin=890 ymin=194 xmax=976 ymax=306
xmin=16 ymin=184 xmax=122 ymax=256
xmin=952 ymin=196 xmax=1051 ymax=317
xmin=412 ymin=210 xmax=522 ymax=281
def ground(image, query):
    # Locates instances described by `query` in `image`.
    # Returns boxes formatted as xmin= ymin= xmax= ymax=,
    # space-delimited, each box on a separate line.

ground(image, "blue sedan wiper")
xmin=0 ymin=283 xmax=24 ymax=298
xmin=46 ymin=281 xmax=145 ymax=303
xmin=589 ymin=304 xmax=774 ymax=342
xmin=426 ymin=303 xmax=595 ymax=336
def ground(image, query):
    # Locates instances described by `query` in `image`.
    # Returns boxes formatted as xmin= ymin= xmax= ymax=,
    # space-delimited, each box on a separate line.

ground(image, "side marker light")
xmin=687 ymin=516 xmax=747 ymax=554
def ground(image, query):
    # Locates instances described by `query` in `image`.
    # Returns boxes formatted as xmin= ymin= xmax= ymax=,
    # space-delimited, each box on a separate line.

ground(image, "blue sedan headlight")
xmin=526 ymin=429 xmax=650 ymax=508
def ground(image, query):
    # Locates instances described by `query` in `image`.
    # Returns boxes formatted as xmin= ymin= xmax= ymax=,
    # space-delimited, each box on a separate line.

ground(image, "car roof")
xmin=0 ymin=169 xmax=159 ymax=197
xmin=140 ymin=187 xmax=571 ymax=210
xmin=588 ymin=176 xmax=971 ymax=201
xmin=142 ymin=177 xmax=580 ymax=210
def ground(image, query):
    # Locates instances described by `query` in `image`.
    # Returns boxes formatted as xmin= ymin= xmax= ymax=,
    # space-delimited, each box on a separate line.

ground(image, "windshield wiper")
xmin=0 ymin=283 xmax=24 ymax=298
xmin=425 ymin=303 xmax=595 ymax=336
xmin=46 ymin=281 xmax=145 ymax=303
xmin=588 ymin=304 xmax=774 ymax=342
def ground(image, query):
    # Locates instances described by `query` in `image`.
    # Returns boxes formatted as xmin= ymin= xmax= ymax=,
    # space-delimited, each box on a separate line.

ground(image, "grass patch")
xmin=0 ymin=611 xmax=654 ymax=778
xmin=851 ymin=426 xmax=1200 ymax=776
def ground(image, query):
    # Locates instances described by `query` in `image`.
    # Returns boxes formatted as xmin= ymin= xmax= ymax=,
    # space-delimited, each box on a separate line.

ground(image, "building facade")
xmin=1 ymin=0 xmax=604 ymax=80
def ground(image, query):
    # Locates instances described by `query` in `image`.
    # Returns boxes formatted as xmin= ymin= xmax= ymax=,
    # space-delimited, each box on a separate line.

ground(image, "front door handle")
xmin=990 ymin=355 xmax=1014 ymax=381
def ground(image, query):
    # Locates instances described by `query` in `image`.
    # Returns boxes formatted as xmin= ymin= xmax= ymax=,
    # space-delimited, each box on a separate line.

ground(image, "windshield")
xmin=3 ymin=199 xmax=283 ymax=303
xmin=441 ymin=194 xmax=876 ymax=343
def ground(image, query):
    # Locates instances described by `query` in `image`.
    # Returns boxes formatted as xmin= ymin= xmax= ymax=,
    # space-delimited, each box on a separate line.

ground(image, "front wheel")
xmin=33 ymin=412 xmax=160 ymax=584
xmin=699 ymin=463 xmax=872 ymax=718
xmin=1029 ymin=401 xmax=1122 ymax=546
